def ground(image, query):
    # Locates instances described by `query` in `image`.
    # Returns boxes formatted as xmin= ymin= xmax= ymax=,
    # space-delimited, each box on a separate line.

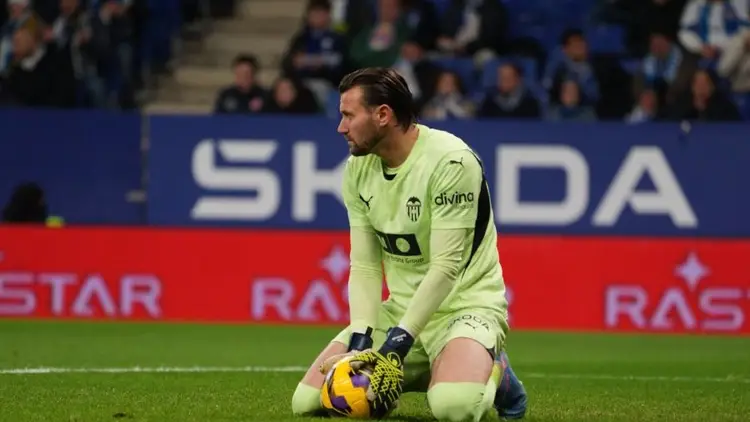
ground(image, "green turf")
xmin=1 ymin=320 xmax=749 ymax=421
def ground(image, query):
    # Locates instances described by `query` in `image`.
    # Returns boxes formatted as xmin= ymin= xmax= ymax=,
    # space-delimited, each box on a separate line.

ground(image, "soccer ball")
xmin=320 ymin=356 xmax=373 ymax=419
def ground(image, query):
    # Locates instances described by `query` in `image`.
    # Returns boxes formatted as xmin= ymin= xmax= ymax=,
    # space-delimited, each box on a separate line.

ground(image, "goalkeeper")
xmin=291 ymin=68 xmax=527 ymax=421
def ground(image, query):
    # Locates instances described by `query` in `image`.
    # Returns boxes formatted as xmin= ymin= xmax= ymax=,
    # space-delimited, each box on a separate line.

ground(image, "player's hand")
xmin=349 ymin=327 xmax=414 ymax=418
xmin=318 ymin=329 xmax=375 ymax=374
xmin=318 ymin=351 xmax=357 ymax=374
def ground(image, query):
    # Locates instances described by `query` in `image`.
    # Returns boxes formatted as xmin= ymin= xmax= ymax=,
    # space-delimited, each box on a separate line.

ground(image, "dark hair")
xmin=338 ymin=67 xmax=416 ymax=131
xmin=439 ymin=70 xmax=466 ymax=95
xmin=232 ymin=54 xmax=259 ymax=70
xmin=650 ymin=30 xmax=672 ymax=40
xmin=307 ymin=0 xmax=331 ymax=12
xmin=500 ymin=62 xmax=523 ymax=78
xmin=560 ymin=28 xmax=584 ymax=46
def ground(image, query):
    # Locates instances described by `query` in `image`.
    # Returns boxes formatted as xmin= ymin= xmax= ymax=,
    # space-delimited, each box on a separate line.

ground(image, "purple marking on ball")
xmin=330 ymin=395 xmax=351 ymax=411
xmin=350 ymin=373 xmax=370 ymax=388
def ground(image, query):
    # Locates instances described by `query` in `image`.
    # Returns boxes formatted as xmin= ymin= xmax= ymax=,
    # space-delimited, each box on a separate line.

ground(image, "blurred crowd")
xmin=216 ymin=0 xmax=750 ymax=122
xmin=0 ymin=0 xmax=196 ymax=109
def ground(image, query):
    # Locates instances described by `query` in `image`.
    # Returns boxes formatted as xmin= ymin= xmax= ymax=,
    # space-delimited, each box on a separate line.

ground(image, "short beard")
xmin=350 ymin=124 xmax=386 ymax=156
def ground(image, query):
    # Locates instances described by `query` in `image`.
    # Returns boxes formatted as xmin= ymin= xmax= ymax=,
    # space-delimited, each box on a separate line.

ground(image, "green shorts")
xmin=332 ymin=301 xmax=509 ymax=392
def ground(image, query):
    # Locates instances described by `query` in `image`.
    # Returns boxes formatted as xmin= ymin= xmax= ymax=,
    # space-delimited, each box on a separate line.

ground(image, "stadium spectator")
xmin=626 ymin=89 xmax=665 ymax=123
xmin=717 ymin=28 xmax=750 ymax=94
xmin=2 ymin=26 xmax=70 ymax=107
xmin=678 ymin=0 xmax=749 ymax=58
xmin=329 ymin=0 xmax=371 ymax=36
xmin=420 ymin=69 xmax=474 ymax=120
xmin=670 ymin=0 xmax=750 ymax=98
xmin=348 ymin=0 xmax=409 ymax=69
xmin=400 ymin=0 xmax=441 ymax=51
xmin=282 ymin=0 xmax=346 ymax=104
xmin=0 ymin=0 xmax=44 ymax=73
xmin=49 ymin=0 xmax=103 ymax=107
xmin=605 ymin=0 xmax=689 ymax=56
xmin=547 ymin=79 xmax=597 ymax=122
xmin=643 ymin=0 xmax=690 ymax=37
xmin=87 ymin=0 xmax=136 ymax=108
xmin=670 ymin=68 xmax=742 ymax=120
xmin=435 ymin=0 xmax=508 ymax=61
xmin=392 ymin=41 xmax=440 ymax=107
xmin=634 ymin=32 xmax=683 ymax=104
xmin=543 ymin=29 xmax=600 ymax=106
xmin=213 ymin=54 xmax=267 ymax=114
xmin=477 ymin=63 xmax=540 ymax=119
xmin=261 ymin=77 xmax=319 ymax=114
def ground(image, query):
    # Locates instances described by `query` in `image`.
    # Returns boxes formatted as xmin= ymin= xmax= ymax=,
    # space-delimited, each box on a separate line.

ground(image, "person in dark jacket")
xmin=670 ymin=69 xmax=742 ymax=121
xmin=0 ymin=0 xmax=44 ymax=73
xmin=261 ymin=76 xmax=319 ymax=115
xmin=214 ymin=54 xmax=267 ymax=114
xmin=436 ymin=0 xmax=508 ymax=57
xmin=547 ymin=80 xmax=597 ymax=122
xmin=282 ymin=0 xmax=347 ymax=87
xmin=400 ymin=0 xmax=441 ymax=51
xmin=478 ymin=63 xmax=541 ymax=119
xmin=3 ymin=26 xmax=69 ymax=107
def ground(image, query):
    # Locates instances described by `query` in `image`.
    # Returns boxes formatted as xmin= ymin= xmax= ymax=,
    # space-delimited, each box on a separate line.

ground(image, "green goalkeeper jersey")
xmin=342 ymin=124 xmax=508 ymax=319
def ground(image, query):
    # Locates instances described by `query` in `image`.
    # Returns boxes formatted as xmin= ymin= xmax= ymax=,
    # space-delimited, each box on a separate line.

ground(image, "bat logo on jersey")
xmin=359 ymin=194 xmax=373 ymax=210
xmin=405 ymin=197 xmax=421 ymax=222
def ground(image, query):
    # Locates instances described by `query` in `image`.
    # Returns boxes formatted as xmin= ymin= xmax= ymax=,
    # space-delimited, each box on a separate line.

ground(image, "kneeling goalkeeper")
xmin=291 ymin=67 xmax=528 ymax=421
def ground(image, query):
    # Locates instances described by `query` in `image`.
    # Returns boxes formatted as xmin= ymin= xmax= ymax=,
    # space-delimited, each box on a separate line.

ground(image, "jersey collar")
xmin=381 ymin=124 xmax=427 ymax=181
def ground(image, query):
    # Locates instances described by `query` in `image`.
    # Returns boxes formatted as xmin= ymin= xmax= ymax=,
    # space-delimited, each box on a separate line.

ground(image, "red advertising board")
xmin=1 ymin=227 xmax=749 ymax=334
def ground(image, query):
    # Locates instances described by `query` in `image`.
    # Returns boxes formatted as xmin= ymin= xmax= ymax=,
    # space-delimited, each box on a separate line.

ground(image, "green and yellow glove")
xmin=350 ymin=327 xmax=414 ymax=418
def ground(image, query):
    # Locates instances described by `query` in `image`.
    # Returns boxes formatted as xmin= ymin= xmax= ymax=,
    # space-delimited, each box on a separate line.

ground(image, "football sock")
xmin=291 ymin=382 xmax=322 ymax=415
xmin=427 ymin=382 xmax=492 ymax=422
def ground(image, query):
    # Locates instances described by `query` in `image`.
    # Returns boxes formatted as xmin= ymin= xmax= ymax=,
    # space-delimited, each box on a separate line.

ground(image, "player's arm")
xmin=397 ymin=149 xmax=482 ymax=338
xmin=347 ymin=150 xmax=483 ymax=413
xmin=342 ymin=158 xmax=383 ymax=351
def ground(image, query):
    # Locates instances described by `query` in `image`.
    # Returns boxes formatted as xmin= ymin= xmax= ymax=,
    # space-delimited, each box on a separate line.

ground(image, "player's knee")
xmin=427 ymin=382 xmax=486 ymax=422
xmin=291 ymin=383 xmax=321 ymax=416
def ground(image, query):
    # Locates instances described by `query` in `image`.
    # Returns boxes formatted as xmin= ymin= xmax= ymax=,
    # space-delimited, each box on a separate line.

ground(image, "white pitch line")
xmin=0 ymin=366 xmax=308 ymax=375
xmin=0 ymin=366 xmax=748 ymax=384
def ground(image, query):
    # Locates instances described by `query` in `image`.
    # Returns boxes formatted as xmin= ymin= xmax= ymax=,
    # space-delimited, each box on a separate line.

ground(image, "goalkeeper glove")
xmin=349 ymin=327 xmax=414 ymax=418
xmin=318 ymin=327 xmax=374 ymax=374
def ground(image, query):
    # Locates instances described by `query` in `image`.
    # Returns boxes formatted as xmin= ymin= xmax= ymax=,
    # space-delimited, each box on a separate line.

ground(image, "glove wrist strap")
xmin=348 ymin=327 xmax=373 ymax=352
xmin=379 ymin=326 xmax=414 ymax=362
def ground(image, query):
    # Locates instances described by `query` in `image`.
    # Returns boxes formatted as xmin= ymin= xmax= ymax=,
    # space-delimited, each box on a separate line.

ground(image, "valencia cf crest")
xmin=406 ymin=197 xmax=421 ymax=222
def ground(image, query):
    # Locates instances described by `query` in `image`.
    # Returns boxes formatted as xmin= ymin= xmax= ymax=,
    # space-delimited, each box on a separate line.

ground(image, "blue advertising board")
xmin=148 ymin=115 xmax=749 ymax=237
xmin=0 ymin=109 xmax=143 ymax=224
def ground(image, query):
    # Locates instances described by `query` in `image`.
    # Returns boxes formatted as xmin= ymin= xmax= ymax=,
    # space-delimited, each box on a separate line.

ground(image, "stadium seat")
xmin=430 ymin=0 xmax=452 ymax=15
xmin=619 ymin=58 xmax=642 ymax=75
xmin=585 ymin=24 xmax=626 ymax=55
xmin=734 ymin=93 xmax=750 ymax=121
xmin=325 ymin=91 xmax=341 ymax=119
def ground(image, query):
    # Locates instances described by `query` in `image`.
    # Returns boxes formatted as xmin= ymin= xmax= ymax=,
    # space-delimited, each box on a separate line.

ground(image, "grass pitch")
xmin=1 ymin=320 xmax=749 ymax=422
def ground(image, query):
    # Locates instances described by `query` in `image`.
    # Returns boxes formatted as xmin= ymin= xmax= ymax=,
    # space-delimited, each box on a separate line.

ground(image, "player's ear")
xmin=374 ymin=105 xmax=390 ymax=127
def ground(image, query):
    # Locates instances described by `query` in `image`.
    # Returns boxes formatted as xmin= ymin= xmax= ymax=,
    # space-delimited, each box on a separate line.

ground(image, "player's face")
xmin=337 ymin=88 xmax=386 ymax=156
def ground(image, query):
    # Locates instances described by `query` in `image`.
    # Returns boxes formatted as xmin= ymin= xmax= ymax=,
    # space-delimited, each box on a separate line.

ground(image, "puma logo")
xmin=359 ymin=194 xmax=373 ymax=210
xmin=448 ymin=157 xmax=464 ymax=167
